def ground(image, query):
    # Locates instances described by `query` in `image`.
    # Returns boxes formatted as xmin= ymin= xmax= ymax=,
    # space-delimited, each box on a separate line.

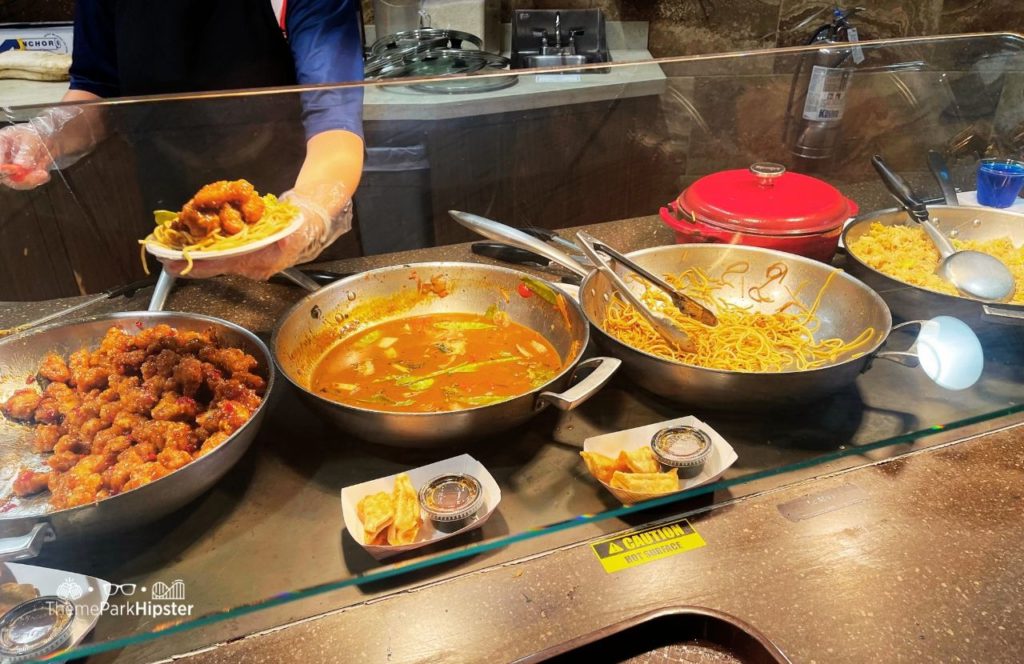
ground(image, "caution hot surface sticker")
xmin=591 ymin=519 xmax=706 ymax=573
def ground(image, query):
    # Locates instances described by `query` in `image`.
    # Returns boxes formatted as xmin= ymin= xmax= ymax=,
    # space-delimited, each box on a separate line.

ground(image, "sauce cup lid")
xmin=0 ymin=595 xmax=75 ymax=661
xmin=650 ymin=426 xmax=713 ymax=468
xmin=418 ymin=473 xmax=484 ymax=522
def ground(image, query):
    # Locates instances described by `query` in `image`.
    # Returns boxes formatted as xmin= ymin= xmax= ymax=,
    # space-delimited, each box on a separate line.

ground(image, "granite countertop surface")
xmin=175 ymin=420 xmax=1024 ymax=664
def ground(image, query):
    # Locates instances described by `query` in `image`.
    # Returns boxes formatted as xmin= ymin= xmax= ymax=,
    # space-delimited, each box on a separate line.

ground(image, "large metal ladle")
xmin=872 ymin=154 xmax=1015 ymax=302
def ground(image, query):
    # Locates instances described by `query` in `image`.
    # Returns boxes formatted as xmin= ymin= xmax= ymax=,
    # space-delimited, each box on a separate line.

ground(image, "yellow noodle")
xmin=601 ymin=261 xmax=877 ymax=373
xmin=848 ymin=222 xmax=1024 ymax=304
xmin=139 ymin=194 xmax=298 ymax=276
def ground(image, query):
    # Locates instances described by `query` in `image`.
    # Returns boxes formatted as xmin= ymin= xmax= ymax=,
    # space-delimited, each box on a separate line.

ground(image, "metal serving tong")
xmin=573 ymin=232 xmax=696 ymax=352
xmin=447 ymin=210 xmax=716 ymax=353
xmin=471 ymin=226 xmax=593 ymax=273
xmin=576 ymin=231 xmax=718 ymax=327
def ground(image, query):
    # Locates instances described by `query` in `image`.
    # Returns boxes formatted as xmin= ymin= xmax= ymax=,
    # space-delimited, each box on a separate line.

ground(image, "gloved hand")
xmin=0 ymin=106 xmax=98 ymax=190
xmin=160 ymin=182 xmax=353 ymax=280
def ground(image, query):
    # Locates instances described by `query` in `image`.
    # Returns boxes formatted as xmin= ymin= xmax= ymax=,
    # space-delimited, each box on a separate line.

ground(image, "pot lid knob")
xmin=749 ymin=162 xmax=786 ymax=187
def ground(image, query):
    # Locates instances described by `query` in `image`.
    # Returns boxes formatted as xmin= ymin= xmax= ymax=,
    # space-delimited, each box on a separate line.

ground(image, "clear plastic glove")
xmin=160 ymin=182 xmax=353 ymax=281
xmin=0 ymin=106 xmax=97 ymax=190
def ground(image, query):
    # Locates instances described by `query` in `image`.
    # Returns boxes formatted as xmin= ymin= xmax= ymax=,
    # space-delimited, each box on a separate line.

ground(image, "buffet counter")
xmin=1 ymin=214 xmax=1021 ymax=663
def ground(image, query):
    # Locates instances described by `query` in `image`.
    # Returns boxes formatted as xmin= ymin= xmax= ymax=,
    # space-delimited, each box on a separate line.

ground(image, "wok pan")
xmin=452 ymin=212 xmax=982 ymax=409
xmin=272 ymin=262 xmax=620 ymax=448
xmin=0 ymin=304 xmax=275 ymax=560
xmin=843 ymin=205 xmax=1024 ymax=324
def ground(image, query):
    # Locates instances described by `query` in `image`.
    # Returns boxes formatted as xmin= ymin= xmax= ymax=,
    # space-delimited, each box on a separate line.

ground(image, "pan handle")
xmin=0 ymin=523 xmax=55 ymax=561
xmin=981 ymin=304 xmax=1024 ymax=324
xmin=872 ymin=155 xmax=931 ymax=225
xmin=538 ymin=356 xmax=621 ymax=411
xmin=278 ymin=267 xmax=324 ymax=292
xmin=449 ymin=210 xmax=591 ymax=279
xmin=927 ymin=150 xmax=960 ymax=206
xmin=148 ymin=267 xmax=342 ymax=312
xmin=147 ymin=269 xmax=176 ymax=312
xmin=874 ymin=316 xmax=983 ymax=390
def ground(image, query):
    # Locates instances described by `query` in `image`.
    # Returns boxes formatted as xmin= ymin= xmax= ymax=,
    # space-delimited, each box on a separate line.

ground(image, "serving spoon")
xmin=872 ymin=154 xmax=1014 ymax=302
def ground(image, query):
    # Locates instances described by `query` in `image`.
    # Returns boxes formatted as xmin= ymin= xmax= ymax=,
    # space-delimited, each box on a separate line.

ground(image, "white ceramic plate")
xmin=142 ymin=213 xmax=304 ymax=262
xmin=1 ymin=561 xmax=110 ymax=655
xmin=341 ymin=454 xmax=501 ymax=560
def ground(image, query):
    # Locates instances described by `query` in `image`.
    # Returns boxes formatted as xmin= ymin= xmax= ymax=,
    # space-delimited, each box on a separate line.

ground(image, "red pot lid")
xmin=677 ymin=163 xmax=857 ymax=236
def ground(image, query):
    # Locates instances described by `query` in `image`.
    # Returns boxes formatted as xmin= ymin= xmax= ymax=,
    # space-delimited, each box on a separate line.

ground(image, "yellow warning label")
xmin=591 ymin=519 xmax=706 ymax=573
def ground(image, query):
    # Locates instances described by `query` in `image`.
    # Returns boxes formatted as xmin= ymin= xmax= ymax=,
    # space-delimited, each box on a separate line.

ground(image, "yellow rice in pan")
xmin=849 ymin=222 xmax=1024 ymax=304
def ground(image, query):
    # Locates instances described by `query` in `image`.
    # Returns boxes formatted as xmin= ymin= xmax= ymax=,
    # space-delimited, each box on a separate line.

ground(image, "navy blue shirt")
xmin=69 ymin=0 xmax=364 ymax=140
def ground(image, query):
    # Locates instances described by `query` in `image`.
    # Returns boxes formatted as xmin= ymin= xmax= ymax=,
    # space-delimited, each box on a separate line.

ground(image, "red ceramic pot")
xmin=659 ymin=162 xmax=858 ymax=262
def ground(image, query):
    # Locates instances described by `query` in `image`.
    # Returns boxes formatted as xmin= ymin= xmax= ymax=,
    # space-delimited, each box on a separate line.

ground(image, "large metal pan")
xmin=272 ymin=262 xmax=619 ymax=448
xmin=842 ymin=205 xmax=1024 ymax=324
xmin=451 ymin=212 xmax=983 ymax=409
xmin=579 ymin=244 xmax=893 ymax=408
xmin=0 ymin=310 xmax=275 ymax=560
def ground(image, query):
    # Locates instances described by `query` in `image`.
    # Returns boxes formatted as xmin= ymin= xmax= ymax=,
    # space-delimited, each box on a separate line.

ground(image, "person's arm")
xmin=286 ymin=0 xmax=366 ymax=234
xmin=0 ymin=0 xmax=113 ymax=189
xmin=167 ymin=0 xmax=366 ymax=279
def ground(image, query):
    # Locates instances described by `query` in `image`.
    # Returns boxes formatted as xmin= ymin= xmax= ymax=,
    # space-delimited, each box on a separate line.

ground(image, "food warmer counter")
xmin=0 ymin=33 xmax=1022 ymax=662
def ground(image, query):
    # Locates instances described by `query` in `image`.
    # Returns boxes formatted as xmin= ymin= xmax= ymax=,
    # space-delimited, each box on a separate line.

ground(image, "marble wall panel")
xmin=939 ymin=0 xmax=1024 ymax=35
xmin=612 ymin=0 xmax=782 ymax=58
xmin=774 ymin=1 xmax=943 ymax=48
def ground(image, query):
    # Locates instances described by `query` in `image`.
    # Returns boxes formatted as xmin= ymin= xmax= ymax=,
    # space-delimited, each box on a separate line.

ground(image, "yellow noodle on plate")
xmin=140 ymin=194 xmax=298 ymax=275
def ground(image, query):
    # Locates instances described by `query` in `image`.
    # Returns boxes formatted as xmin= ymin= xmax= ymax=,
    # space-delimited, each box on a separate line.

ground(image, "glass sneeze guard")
xmin=0 ymin=32 xmax=1022 ymax=661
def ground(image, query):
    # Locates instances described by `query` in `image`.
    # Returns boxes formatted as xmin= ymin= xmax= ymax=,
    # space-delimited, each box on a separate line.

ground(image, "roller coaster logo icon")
xmin=151 ymin=579 xmax=186 ymax=601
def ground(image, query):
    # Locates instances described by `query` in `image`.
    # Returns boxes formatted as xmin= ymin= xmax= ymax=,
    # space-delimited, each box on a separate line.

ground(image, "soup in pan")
xmin=311 ymin=312 xmax=563 ymax=413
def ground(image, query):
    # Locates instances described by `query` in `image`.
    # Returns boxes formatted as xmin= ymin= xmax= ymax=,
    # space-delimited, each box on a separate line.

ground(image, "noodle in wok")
xmin=602 ymin=261 xmax=877 ymax=372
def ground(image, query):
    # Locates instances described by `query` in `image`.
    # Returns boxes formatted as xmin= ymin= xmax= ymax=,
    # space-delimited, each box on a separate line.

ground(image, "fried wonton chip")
xmin=609 ymin=469 xmax=679 ymax=494
xmin=580 ymin=451 xmax=624 ymax=484
xmin=617 ymin=447 xmax=661 ymax=474
xmin=386 ymin=473 xmax=422 ymax=546
xmin=357 ymin=491 xmax=395 ymax=544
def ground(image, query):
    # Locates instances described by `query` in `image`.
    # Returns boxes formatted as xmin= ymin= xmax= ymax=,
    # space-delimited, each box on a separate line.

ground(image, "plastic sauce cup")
xmin=976 ymin=158 xmax=1024 ymax=208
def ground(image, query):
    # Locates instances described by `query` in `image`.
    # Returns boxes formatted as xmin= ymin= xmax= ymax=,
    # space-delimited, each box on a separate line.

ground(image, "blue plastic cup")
xmin=976 ymin=158 xmax=1024 ymax=208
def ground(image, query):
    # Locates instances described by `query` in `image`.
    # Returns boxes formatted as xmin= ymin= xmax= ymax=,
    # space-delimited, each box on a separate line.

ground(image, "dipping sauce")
xmin=311 ymin=312 xmax=563 ymax=413
xmin=419 ymin=473 xmax=484 ymax=524
xmin=0 ymin=596 xmax=75 ymax=660
xmin=651 ymin=426 xmax=713 ymax=478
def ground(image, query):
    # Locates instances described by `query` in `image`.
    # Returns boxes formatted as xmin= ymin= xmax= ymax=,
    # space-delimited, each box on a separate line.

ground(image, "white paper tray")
xmin=583 ymin=416 xmax=738 ymax=505
xmin=341 ymin=454 xmax=501 ymax=560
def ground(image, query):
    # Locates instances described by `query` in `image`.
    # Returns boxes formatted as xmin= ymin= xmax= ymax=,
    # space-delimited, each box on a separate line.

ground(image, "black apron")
xmin=110 ymin=0 xmax=307 ymax=212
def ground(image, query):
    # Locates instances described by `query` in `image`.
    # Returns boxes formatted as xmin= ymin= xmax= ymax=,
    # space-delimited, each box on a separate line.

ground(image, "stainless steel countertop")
xmin=0 ymin=215 xmax=1021 ymax=662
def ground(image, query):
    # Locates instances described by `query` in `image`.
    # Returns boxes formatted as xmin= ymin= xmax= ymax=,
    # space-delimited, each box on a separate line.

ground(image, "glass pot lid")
xmin=676 ymin=162 xmax=857 ymax=236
